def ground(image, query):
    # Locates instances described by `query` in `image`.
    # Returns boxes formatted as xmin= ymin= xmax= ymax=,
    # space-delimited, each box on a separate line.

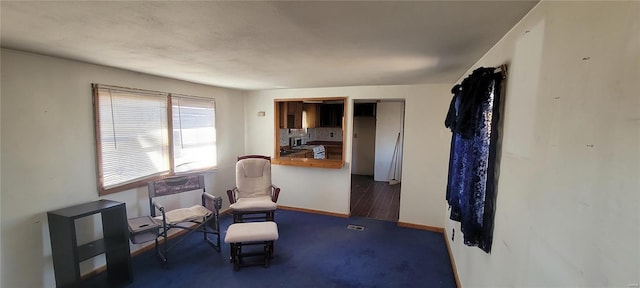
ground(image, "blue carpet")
xmin=122 ymin=210 xmax=456 ymax=288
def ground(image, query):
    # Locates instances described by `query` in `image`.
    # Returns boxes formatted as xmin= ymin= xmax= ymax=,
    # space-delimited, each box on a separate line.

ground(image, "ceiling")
xmin=1 ymin=1 xmax=538 ymax=90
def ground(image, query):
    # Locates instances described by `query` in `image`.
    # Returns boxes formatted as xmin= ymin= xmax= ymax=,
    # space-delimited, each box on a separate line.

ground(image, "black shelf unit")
xmin=47 ymin=200 xmax=132 ymax=288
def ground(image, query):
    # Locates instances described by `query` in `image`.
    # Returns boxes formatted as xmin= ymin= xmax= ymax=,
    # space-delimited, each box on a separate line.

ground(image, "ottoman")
xmin=224 ymin=221 xmax=279 ymax=270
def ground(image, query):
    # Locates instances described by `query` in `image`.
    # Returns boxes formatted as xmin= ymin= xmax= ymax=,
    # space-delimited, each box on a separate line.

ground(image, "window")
xmin=93 ymin=84 xmax=216 ymax=195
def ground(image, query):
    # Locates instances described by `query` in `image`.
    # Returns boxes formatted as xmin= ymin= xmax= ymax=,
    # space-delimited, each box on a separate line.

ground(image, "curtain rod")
xmin=495 ymin=64 xmax=508 ymax=79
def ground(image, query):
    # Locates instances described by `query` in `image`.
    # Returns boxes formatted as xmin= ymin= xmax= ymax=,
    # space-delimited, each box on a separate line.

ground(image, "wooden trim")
xmin=80 ymin=264 xmax=107 ymax=280
xmin=167 ymin=96 xmax=175 ymax=174
xmin=219 ymin=208 xmax=232 ymax=216
xmin=273 ymin=97 xmax=347 ymax=169
xmin=272 ymin=158 xmax=344 ymax=169
xmin=274 ymin=101 xmax=281 ymax=158
xmin=396 ymin=221 xmax=460 ymax=287
xmin=81 ymin=227 xmax=192 ymax=280
xmin=274 ymin=96 xmax=347 ymax=102
xmin=278 ymin=205 xmax=349 ymax=218
xmin=397 ymin=221 xmax=444 ymax=233
xmin=92 ymin=84 xmax=106 ymax=195
xmin=341 ymin=100 xmax=347 ymax=158
xmin=443 ymin=229 xmax=462 ymax=288
xmin=81 ymin=209 xmax=233 ymax=280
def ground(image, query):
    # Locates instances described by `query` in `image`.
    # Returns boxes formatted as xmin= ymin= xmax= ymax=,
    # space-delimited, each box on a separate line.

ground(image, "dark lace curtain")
xmin=445 ymin=67 xmax=503 ymax=253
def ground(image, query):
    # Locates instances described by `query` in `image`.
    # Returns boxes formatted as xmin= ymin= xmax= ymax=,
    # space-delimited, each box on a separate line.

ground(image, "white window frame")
xmin=93 ymin=84 xmax=217 ymax=195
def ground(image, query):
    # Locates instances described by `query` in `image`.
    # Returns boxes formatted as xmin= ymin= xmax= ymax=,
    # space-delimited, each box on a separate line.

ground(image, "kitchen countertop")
xmin=272 ymin=157 xmax=344 ymax=169
xmin=306 ymin=141 xmax=342 ymax=147
xmin=275 ymin=141 xmax=344 ymax=169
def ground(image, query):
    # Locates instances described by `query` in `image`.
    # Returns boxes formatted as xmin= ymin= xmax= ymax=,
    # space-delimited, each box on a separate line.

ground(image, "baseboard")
xmin=82 ymin=210 xmax=233 ymax=280
xmin=443 ymin=229 xmax=462 ymax=288
xmin=83 ymin=208 xmax=460 ymax=286
xmin=395 ymin=222 xmax=460 ymax=287
xmin=278 ymin=205 xmax=349 ymax=218
xmin=80 ymin=264 xmax=108 ymax=280
xmin=219 ymin=208 xmax=232 ymax=216
xmin=130 ymin=209 xmax=233 ymax=255
xmin=397 ymin=221 xmax=444 ymax=233
xmin=81 ymin=226 xmax=193 ymax=280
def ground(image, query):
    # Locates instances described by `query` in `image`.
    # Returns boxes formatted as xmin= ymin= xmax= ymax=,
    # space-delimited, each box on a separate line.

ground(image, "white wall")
xmin=244 ymin=84 xmax=452 ymax=226
xmin=0 ymin=49 xmax=246 ymax=288
xmin=445 ymin=2 xmax=640 ymax=287
xmin=374 ymin=101 xmax=404 ymax=182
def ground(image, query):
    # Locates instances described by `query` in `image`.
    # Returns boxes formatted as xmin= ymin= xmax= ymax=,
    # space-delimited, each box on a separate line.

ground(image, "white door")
xmin=374 ymin=101 xmax=404 ymax=182
xmin=352 ymin=116 xmax=376 ymax=175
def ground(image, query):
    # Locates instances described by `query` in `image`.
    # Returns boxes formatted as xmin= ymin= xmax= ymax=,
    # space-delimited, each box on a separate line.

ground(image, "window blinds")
xmin=171 ymin=95 xmax=217 ymax=173
xmin=96 ymin=85 xmax=170 ymax=189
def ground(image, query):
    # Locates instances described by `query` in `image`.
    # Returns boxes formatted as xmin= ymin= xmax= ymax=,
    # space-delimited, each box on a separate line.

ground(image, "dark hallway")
xmin=350 ymin=174 xmax=400 ymax=222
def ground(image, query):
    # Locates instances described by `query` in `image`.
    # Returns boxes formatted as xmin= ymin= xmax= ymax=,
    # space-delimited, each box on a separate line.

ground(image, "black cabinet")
xmin=48 ymin=200 xmax=132 ymax=287
xmin=354 ymin=103 xmax=376 ymax=117
xmin=319 ymin=104 xmax=344 ymax=127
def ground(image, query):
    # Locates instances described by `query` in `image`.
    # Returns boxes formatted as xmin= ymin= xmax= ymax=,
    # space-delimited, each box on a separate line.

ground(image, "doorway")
xmin=350 ymin=100 xmax=405 ymax=222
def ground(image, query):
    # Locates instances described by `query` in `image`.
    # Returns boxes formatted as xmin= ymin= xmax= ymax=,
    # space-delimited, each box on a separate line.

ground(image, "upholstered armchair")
xmin=227 ymin=155 xmax=280 ymax=222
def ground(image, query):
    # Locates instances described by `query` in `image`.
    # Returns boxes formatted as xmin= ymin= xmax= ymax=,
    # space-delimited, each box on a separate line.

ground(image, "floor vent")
xmin=346 ymin=224 xmax=365 ymax=231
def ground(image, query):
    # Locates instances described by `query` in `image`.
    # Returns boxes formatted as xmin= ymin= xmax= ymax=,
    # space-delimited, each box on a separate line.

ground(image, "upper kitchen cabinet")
xmin=302 ymin=103 xmax=318 ymax=128
xmin=279 ymin=101 xmax=304 ymax=129
xmin=319 ymin=103 xmax=344 ymax=127
xmin=279 ymin=101 xmax=342 ymax=129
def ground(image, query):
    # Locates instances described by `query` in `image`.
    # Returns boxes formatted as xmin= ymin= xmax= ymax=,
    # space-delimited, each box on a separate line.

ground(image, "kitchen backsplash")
xmin=308 ymin=127 xmax=343 ymax=142
xmin=280 ymin=128 xmax=305 ymax=146
xmin=280 ymin=127 xmax=343 ymax=146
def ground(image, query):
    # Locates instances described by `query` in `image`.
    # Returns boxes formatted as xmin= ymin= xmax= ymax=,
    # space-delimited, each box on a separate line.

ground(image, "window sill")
xmin=272 ymin=157 xmax=344 ymax=169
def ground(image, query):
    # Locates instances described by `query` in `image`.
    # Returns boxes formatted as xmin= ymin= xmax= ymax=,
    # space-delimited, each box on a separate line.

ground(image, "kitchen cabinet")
xmin=281 ymin=149 xmax=313 ymax=159
xmin=320 ymin=104 xmax=344 ymax=127
xmin=279 ymin=101 xmax=304 ymax=129
xmin=278 ymin=102 xmax=286 ymax=128
xmin=303 ymin=103 xmax=319 ymax=128
xmin=326 ymin=145 xmax=343 ymax=160
xmin=287 ymin=101 xmax=303 ymax=128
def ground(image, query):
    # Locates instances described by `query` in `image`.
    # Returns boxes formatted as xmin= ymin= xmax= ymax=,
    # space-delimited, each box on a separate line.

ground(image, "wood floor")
xmin=350 ymin=174 xmax=401 ymax=222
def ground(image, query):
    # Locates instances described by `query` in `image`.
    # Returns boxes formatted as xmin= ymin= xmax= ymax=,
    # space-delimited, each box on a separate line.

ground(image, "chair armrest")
xmin=270 ymin=184 xmax=280 ymax=203
xmin=152 ymin=201 xmax=166 ymax=225
xmin=227 ymin=187 xmax=238 ymax=204
xmin=153 ymin=201 xmax=165 ymax=213
xmin=203 ymin=192 xmax=222 ymax=211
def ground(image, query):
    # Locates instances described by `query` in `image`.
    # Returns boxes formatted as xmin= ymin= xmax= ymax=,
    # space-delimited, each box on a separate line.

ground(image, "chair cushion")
xmin=236 ymin=158 xmax=272 ymax=198
xmin=224 ymin=221 xmax=279 ymax=243
xmin=155 ymin=205 xmax=212 ymax=224
xmin=229 ymin=196 xmax=277 ymax=211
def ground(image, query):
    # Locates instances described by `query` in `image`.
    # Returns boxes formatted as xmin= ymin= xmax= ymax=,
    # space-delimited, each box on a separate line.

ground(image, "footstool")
xmin=224 ymin=221 xmax=279 ymax=271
